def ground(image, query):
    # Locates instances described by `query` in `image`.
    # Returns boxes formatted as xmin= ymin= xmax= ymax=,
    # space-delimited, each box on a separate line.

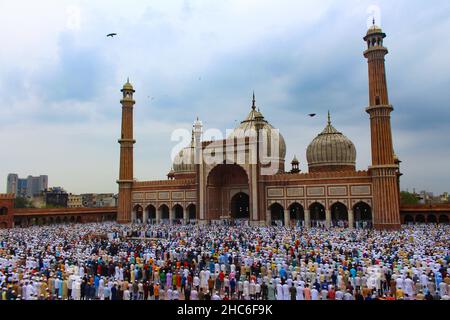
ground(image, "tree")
xmin=400 ymin=191 xmax=420 ymax=205
xmin=14 ymin=197 xmax=32 ymax=208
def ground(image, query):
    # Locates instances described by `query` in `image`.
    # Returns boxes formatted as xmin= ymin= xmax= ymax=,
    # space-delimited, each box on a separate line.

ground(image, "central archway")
xmin=206 ymin=164 xmax=249 ymax=220
xmin=230 ymin=192 xmax=249 ymax=219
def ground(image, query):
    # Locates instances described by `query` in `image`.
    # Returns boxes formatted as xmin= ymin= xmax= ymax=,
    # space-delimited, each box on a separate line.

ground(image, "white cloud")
xmin=1 ymin=0 xmax=450 ymax=194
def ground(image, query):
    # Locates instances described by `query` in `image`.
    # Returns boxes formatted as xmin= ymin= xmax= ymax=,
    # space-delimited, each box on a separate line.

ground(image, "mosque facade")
xmin=117 ymin=24 xmax=403 ymax=230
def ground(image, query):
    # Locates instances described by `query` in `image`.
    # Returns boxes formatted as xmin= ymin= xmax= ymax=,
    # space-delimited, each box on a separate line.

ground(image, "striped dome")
xmin=306 ymin=114 xmax=356 ymax=172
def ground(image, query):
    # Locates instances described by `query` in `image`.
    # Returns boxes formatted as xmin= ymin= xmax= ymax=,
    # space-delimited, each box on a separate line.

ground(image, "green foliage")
xmin=400 ymin=191 xmax=420 ymax=205
xmin=14 ymin=197 xmax=32 ymax=208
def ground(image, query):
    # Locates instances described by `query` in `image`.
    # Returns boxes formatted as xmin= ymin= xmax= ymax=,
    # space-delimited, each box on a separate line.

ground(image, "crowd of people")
xmin=1 ymin=222 xmax=449 ymax=301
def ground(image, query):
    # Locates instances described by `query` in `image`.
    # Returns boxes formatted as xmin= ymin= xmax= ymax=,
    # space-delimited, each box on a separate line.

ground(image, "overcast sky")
xmin=1 ymin=0 xmax=449 ymax=195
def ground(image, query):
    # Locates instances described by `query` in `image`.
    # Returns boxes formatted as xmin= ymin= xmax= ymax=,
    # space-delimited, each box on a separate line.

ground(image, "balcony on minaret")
xmin=363 ymin=23 xmax=388 ymax=57
xmin=121 ymin=78 xmax=135 ymax=102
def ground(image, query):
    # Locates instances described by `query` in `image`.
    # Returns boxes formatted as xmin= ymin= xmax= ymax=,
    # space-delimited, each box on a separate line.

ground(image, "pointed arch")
xmin=159 ymin=204 xmax=170 ymax=221
xmin=415 ymin=215 xmax=426 ymax=223
xmin=427 ymin=215 xmax=437 ymax=224
xmin=172 ymin=204 xmax=184 ymax=223
xmin=330 ymin=202 xmax=348 ymax=227
xmin=269 ymin=203 xmax=284 ymax=225
xmin=133 ymin=204 xmax=144 ymax=223
xmin=230 ymin=192 xmax=250 ymax=220
xmin=288 ymin=202 xmax=305 ymax=223
xmin=186 ymin=203 xmax=197 ymax=220
xmin=439 ymin=215 xmax=449 ymax=224
xmin=309 ymin=202 xmax=326 ymax=221
xmin=353 ymin=201 xmax=373 ymax=228
xmin=145 ymin=204 xmax=156 ymax=224
xmin=404 ymin=215 xmax=414 ymax=224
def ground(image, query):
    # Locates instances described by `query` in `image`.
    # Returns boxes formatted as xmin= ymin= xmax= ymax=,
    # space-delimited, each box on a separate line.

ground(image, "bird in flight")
xmin=308 ymin=113 xmax=317 ymax=117
xmin=107 ymin=33 xmax=117 ymax=38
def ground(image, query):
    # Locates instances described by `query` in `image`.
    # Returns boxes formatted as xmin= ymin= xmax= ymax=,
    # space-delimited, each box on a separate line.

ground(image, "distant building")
xmin=417 ymin=190 xmax=449 ymax=205
xmin=95 ymin=194 xmax=116 ymax=207
xmin=30 ymin=196 xmax=46 ymax=209
xmin=6 ymin=174 xmax=48 ymax=198
xmin=81 ymin=193 xmax=116 ymax=208
xmin=6 ymin=174 xmax=19 ymax=195
xmin=68 ymin=194 xmax=83 ymax=208
xmin=44 ymin=187 xmax=68 ymax=208
xmin=81 ymin=194 xmax=96 ymax=208
xmin=418 ymin=191 xmax=433 ymax=205
xmin=27 ymin=175 xmax=48 ymax=197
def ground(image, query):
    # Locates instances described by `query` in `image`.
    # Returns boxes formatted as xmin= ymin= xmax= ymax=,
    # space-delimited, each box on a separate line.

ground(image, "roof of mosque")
xmin=306 ymin=112 xmax=356 ymax=169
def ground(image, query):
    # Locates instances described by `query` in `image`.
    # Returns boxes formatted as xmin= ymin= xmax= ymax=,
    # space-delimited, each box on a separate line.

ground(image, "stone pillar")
xmin=266 ymin=210 xmax=271 ymax=226
xmin=305 ymin=210 xmax=311 ymax=228
xmin=199 ymin=167 xmax=206 ymax=224
xmin=348 ymin=209 xmax=355 ymax=230
xmin=250 ymin=164 xmax=259 ymax=223
xmin=284 ymin=210 xmax=290 ymax=227
xmin=156 ymin=209 xmax=161 ymax=224
xmin=169 ymin=208 xmax=174 ymax=225
xmin=143 ymin=209 xmax=148 ymax=225
xmin=326 ymin=209 xmax=332 ymax=228
xmin=183 ymin=209 xmax=189 ymax=225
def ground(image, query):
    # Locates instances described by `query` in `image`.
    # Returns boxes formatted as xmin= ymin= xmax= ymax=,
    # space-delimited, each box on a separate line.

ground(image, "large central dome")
xmin=228 ymin=94 xmax=287 ymax=160
xmin=306 ymin=113 xmax=356 ymax=173
xmin=172 ymin=95 xmax=287 ymax=176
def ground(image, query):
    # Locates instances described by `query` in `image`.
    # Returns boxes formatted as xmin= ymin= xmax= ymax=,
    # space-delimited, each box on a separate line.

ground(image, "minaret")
xmin=117 ymin=79 xmax=136 ymax=224
xmin=291 ymin=155 xmax=300 ymax=174
xmin=364 ymin=21 xmax=401 ymax=230
xmin=193 ymin=117 xmax=203 ymax=223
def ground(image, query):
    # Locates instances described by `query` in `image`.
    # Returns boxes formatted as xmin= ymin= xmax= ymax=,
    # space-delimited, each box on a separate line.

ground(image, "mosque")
xmin=117 ymin=23 xmax=403 ymax=230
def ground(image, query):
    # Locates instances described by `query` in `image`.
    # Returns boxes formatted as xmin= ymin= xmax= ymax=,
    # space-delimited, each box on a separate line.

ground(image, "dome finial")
xmin=327 ymin=110 xmax=331 ymax=126
xmin=252 ymin=91 xmax=256 ymax=110
xmin=373 ymin=16 xmax=376 ymax=26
